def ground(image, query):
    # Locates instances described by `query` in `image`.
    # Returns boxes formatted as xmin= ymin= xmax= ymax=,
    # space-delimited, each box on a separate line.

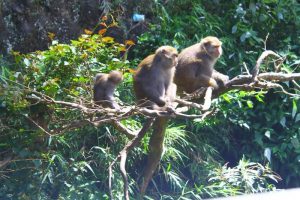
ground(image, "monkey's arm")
xmin=212 ymin=70 xmax=229 ymax=86
xmin=194 ymin=74 xmax=219 ymax=89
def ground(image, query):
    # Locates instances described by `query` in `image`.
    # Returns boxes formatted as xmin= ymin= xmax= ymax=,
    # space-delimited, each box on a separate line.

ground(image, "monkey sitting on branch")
xmin=133 ymin=46 xmax=178 ymax=110
xmin=93 ymin=70 xmax=123 ymax=109
xmin=174 ymin=36 xmax=229 ymax=94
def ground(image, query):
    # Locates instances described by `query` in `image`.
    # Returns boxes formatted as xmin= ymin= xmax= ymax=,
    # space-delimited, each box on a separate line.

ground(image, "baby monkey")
xmin=93 ymin=70 xmax=123 ymax=109
xmin=174 ymin=36 xmax=229 ymax=94
xmin=133 ymin=46 xmax=178 ymax=110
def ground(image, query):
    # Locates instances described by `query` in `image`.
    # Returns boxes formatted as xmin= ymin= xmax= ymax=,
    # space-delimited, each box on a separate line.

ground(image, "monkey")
xmin=133 ymin=46 xmax=178 ymax=110
xmin=174 ymin=36 xmax=229 ymax=94
xmin=93 ymin=70 xmax=123 ymax=109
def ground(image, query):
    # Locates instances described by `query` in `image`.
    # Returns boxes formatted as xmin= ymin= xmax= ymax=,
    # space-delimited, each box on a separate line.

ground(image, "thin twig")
xmin=251 ymin=50 xmax=282 ymax=82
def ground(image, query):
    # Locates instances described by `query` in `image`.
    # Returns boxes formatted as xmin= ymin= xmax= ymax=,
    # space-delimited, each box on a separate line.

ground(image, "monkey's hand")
xmin=208 ymin=78 xmax=219 ymax=90
xmin=165 ymin=106 xmax=176 ymax=114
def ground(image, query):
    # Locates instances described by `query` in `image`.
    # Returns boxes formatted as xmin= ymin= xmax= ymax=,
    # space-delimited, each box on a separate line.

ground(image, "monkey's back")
xmin=133 ymin=54 xmax=172 ymax=101
xmin=93 ymin=76 xmax=107 ymax=103
xmin=175 ymin=44 xmax=201 ymax=93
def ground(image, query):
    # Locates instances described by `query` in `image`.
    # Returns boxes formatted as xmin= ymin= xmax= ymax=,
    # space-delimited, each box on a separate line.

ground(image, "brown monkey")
xmin=133 ymin=46 xmax=178 ymax=110
xmin=174 ymin=36 xmax=229 ymax=94
xmin=93 ymin=70 xmax=123 ymax=109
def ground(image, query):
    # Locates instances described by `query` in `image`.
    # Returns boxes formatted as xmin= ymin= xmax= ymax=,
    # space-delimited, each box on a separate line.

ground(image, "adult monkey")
xmin=133 ymin=46 xmax=178 ymax=194
xmin=93 ymin=70 xmax=123 ymax=109
xmin=133 ymin=45 xmax=178 ymax=110
xmin=174 ymin=36 xmax=229 ymax=94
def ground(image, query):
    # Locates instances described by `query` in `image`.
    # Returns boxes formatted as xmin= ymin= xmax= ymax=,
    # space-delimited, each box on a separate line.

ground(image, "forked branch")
xmin=108 ymin=118 xmax=155 ymax=200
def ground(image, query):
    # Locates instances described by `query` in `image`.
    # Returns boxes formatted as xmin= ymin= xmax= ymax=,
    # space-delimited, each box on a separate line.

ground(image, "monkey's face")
xmin=204 ymin=42 xmax=222 ymax=58
xmin=164 ymin=52 xmax=178 ymax=67
xmin=157 ymin=46 xmax=178 ymax=67
xmin=202 ymin=36 xmax=223 ymax=58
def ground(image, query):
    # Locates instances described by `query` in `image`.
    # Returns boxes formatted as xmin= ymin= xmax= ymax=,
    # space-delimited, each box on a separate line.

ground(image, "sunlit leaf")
xmin=292 ymin=99 xmax=297 ymax=118
xmin=125 ymin=40 xmax=135 ymax=46
xmin=23 ymin=58 xmax=30 ymax=66
xmin=48 ymin=32 xmax=55 ymax=40
xmin=84 ymin=29 xmax=93 ymax=35
xmin=265 ymin=130 xmax=271 ymax=139
xmin=101 ymin=15 xmax=108 ymax=21
xmin=98 ymin=29 xmax=107 ymax=36
xmin=81 ymin=53 xmax=88 ymax=59
xmin=108 ymin=22 xmax=118 ymax=27
xmin=118 ymin=46 xmax=126 ymax=52
xmin=102 ymin=36 xmax=114 ymax=43
xmin=127 ymin=68 xmax=136 ymax=74
xmin=99 ymin=22 xmax=107 ymax=27
xmin=222 ymin=94 xmax=231 ymax=103
xmin=246 ymin=100 xmax=253 ymax=108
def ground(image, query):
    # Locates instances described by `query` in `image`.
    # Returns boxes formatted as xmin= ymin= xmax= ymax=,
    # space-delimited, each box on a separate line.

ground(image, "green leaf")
xmin=292 ymin=99 xmax=297 ymax=118
xmin=83 ymin=162 xmax=96 ymax=177
xmin=232 ymin=25 xmax=238 ymax=34
xmin=280 ymin=117 xmax=286 ymax=127
xmin=295 ymin=114 xmax=300 ymax=122
xmin=167 ymin=163 xmax=172 ymax=172
xmin=23 ymin=58 xmax=30 ymax=66
xmin=265 ymin=130 xmax=271 ymax=139
xmin=246 ymin=100 xmax=253 ymax=108
xmin=291 ymin=138 xmax=300 ymax=149
xmin=222 ymin=94 xmax=231 ymax=103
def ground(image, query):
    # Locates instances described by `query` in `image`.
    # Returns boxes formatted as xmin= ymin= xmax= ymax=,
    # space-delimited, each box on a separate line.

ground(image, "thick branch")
xmin=108 ymin=118 xmax=154 ymax=200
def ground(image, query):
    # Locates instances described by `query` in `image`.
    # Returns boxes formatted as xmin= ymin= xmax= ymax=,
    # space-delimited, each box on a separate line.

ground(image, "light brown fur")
xmin=174 ymin=36 xmax=229 ymax=94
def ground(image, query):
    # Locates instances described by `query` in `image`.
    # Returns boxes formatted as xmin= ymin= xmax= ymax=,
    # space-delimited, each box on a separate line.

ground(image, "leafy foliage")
xmin=1 ymin=0 xmax=300 ymax=199
xmin=132 ymin=0 xmax=300 ymax=190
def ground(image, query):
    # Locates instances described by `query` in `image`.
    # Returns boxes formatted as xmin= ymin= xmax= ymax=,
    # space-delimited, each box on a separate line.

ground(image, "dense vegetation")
xmin=1 ymin=0 xmax=299 ymax=199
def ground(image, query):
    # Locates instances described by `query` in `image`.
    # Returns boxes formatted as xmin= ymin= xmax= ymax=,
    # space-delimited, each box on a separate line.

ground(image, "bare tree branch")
xmin=111 ymin=120 xmax=137 ymax=138
xmin=251 ymin=50 xmax=282 ymax=82
xmin=108 ymin=118 xmax=154 ymax=200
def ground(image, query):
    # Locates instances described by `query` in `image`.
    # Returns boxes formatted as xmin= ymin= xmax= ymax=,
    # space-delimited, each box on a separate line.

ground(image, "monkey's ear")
xmin=161 ymin=49 xmax=167 ymax=54
xmin=203 ymin=41 xmax=210 ymax=47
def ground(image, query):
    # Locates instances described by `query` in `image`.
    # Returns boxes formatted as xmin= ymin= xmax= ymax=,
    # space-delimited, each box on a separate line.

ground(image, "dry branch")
xmin=251 ymin=50 xmax=282 ymax=82
xmin=108 ymin=118 xmax=155 ymax=200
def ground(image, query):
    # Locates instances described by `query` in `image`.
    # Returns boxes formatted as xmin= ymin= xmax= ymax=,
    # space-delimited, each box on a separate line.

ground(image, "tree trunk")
xmin=139 ymin=117 xmax=169 ymax=195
